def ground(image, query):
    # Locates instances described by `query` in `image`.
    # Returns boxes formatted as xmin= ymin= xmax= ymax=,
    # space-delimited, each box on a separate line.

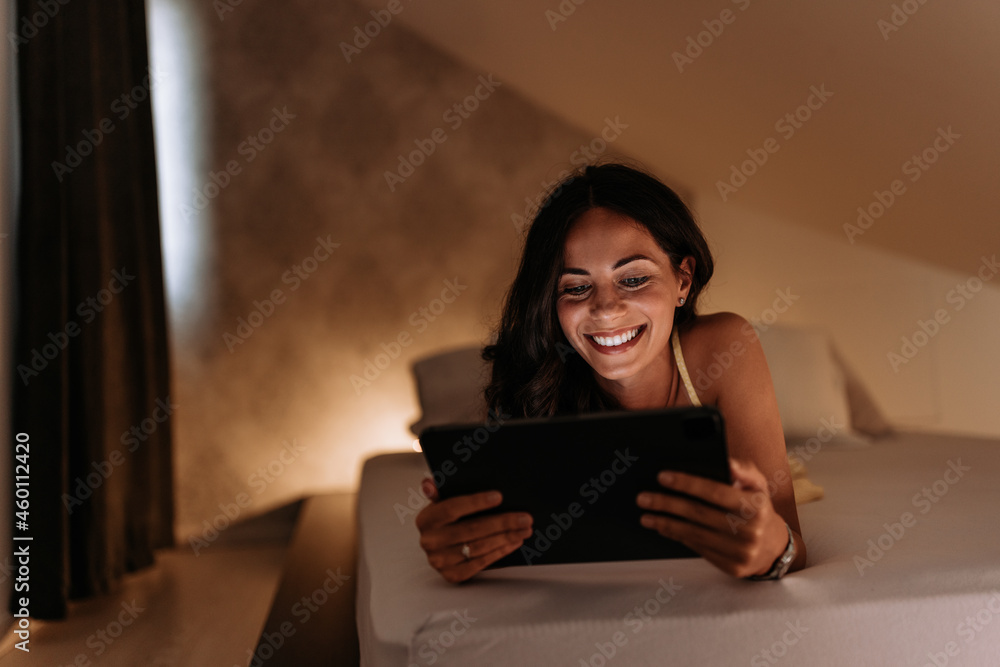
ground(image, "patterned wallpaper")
xmin=165 ymin=0 xmax=635 ymax=538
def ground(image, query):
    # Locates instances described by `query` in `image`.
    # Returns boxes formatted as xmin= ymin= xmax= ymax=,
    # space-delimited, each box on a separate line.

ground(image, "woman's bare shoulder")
xmin=680 ymin=311 xmax=757 ymax=352
xmin=678 ymin=312 xmax=763 ymax=403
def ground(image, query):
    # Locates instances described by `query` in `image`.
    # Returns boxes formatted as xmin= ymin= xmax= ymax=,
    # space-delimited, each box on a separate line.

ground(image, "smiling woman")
xmin=485 ymin=162 xmax=713 ymax=417
xmin=415 ymin=162 xmax=805 ymax=583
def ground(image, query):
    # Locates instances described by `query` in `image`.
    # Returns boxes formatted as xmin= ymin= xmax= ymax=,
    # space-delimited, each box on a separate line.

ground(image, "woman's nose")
xmin=589 ymin=285 xmax=626 ymax=320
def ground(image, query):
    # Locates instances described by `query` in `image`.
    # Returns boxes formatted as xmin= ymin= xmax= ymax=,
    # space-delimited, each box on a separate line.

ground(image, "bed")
xmin=356 ymin=326 xmax=1000 ymax=665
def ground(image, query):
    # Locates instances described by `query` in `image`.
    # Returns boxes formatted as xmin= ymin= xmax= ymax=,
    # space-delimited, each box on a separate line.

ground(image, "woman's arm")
xmin=637 ymin=312 xmax=806 ymax=577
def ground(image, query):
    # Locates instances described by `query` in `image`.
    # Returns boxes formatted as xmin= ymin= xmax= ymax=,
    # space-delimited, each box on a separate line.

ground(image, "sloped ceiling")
xmin=361 ymin=0 xmax=999 ymax=277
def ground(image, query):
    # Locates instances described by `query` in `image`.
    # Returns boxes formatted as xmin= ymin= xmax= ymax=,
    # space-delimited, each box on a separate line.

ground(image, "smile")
xmin=586 ymin=325 xmax=646 ymax=349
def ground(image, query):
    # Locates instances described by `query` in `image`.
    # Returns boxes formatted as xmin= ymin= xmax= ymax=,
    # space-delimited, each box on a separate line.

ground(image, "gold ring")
xmin=461 ymin=543 xmax=471 ymax=560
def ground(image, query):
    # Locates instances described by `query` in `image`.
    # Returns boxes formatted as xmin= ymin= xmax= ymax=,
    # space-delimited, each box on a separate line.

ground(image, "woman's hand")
xmin=636 ymin=459 xmax=795 ymax=578
xmin=415 ymin=478 xmax=534 ymax=583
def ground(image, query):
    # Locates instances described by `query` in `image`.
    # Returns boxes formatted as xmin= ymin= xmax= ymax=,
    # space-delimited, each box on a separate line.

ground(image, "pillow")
xmin=408 ymin=328 xmax=893 ymax=446
xmin=830 ymin=346 xmax=894 ymax=437
xmin=756 ymin=325 xmax=881 ymax=446
xmin=408 ymin=346 xmax=489 ymax=436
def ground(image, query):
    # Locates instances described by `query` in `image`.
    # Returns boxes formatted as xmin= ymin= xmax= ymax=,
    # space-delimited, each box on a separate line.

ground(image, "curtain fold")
xmin=12 ymin=0 xmax=174 ymax=619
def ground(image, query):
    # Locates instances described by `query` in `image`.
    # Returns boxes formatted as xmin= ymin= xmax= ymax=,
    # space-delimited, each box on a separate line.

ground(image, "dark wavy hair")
xmin=483 ymin=162 xmax=714 ymax=418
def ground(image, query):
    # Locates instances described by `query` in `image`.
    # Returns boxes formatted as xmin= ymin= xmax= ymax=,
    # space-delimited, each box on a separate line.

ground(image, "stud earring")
xmin=679 ymin=297 xmax=686 ymax=306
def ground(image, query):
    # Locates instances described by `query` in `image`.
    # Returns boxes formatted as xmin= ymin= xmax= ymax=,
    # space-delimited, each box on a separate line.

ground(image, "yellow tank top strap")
xmin=671 ymin=328 xmax=702 ymax=407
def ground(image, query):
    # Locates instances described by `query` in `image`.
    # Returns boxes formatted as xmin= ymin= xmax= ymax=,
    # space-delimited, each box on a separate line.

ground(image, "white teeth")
xmin=592 ymin=327 xmax=640 ymax=347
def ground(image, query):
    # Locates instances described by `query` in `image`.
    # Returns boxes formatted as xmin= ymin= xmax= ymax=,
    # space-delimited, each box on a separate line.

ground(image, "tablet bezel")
xmin=418 ymin=406 xmax=731 ymax=567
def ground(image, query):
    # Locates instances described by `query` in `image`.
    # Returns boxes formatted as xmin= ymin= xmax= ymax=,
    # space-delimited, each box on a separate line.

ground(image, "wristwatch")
xmin=747 ymin=522 xmax=796 ymax=581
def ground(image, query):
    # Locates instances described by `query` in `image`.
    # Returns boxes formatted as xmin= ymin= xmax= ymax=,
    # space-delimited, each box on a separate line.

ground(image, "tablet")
xmin=418 ymin=406 xmax=731 ymax=567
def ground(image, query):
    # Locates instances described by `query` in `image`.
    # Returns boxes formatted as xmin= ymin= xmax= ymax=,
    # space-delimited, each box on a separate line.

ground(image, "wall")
xmin=690 ymin=194 xmax=1000 ymax=437
xmin=154 ymin=0 xmax=634 ymax=538
xmin=154 ymin=0 xmax=1000 ymax=540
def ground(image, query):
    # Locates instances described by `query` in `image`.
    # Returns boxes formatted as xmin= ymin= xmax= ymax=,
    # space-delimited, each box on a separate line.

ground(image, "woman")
xmin=416 ymin=163 xmax=805 ymax=583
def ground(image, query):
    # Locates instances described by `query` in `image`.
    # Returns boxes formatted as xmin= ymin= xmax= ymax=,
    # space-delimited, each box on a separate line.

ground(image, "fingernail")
xmin=487 ymin=491 xmax=502 ymax=504
xmin=659 ymin=472 xmax=674 ymax=485
xmin=640 ymin=515 xmax=655 ymax=528
xmin=637 ymin=492 xmax=652 ymax=507
xmin=517 ymin=514 xmax=532 ymax=527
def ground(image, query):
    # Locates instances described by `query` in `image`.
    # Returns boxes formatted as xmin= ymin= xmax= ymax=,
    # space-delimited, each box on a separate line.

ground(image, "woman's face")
xmin=556 ymin=207 xmax=692 ymax=390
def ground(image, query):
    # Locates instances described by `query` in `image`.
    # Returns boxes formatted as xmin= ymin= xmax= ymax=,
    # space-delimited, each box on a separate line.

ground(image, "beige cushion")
xmin=408 ymin=326 xmax=892 ymax=444
xmin=758 ymin=325 xmax=891 ymax=444
xmin=408 ymin=346 xmax=489 ymax=435
xmin=757 ymin=326 xmax=853 ymax=440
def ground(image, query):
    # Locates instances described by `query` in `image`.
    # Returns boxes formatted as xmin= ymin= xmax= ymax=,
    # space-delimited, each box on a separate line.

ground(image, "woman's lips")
xmin=585 ymin=325 xmax=646 ymax=354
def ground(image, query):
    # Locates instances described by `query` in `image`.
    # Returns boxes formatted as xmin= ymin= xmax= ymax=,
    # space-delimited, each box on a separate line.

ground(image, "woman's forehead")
xmin=563 ymin=208 xmax=666 ymax=264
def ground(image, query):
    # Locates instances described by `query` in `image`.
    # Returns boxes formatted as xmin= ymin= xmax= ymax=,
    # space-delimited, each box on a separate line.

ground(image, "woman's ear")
xmin=678 ymin=256 xmax=695 ymax=296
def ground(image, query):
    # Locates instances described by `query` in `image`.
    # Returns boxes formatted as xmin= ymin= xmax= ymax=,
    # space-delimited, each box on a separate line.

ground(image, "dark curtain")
xmin=11 ymin=0 xmax=174 ymax=619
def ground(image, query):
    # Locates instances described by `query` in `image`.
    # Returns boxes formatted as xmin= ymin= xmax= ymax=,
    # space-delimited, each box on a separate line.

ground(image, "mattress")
xmin=356 ymin=431 xmax=1000 ymax=666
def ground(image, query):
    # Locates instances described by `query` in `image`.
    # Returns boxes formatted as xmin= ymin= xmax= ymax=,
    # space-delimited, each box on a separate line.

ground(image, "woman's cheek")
xmin=555 ymin=301 xmax=582 ymax=346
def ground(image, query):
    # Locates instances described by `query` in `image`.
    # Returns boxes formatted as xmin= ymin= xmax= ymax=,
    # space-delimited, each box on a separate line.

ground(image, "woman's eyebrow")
xmin=560 ymin=254 xmax=655 ymax=277
xmin=613 ymin=254 xmax=654 ymax=269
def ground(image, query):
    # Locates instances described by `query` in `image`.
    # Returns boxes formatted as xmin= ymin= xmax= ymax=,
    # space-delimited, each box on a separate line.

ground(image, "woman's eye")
xmin=562 ymin=284 xmax=590 ymax=296
xmin=620 ymin=276 xmax=649 ymax=289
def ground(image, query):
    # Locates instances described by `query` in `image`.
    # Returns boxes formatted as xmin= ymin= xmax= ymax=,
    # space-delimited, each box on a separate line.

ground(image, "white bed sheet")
xmin=357 ymin=432 xmax=1000 ymax=666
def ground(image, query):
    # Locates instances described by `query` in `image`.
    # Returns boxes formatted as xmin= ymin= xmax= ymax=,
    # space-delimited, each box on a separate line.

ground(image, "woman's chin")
xmin=589 ymin=359 xmax=640 ymax=383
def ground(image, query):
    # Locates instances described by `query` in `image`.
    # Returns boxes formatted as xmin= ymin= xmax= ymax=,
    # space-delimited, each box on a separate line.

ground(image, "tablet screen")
xmin=419 ymin=406 xmax=730 ymax=567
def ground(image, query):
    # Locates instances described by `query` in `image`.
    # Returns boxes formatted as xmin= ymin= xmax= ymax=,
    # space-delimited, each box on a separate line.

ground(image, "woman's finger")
xmin=420 ymin=511 xmax=533 ymax=553
xmin=653 ymin=471 xmax=744 ymax=511
xmin=437 ymin=535 xmax=528 ymax=584
xmin=421 ymin=477 xmax=439 ymax=501
xmin=415 ymin=490 xmax=503 ymax=531
xmin=637 ymin=491 xmax=734 ymax=533
xmin=729 ymin=458 xmax=768 ymax=492
xmin=640 ymin=510 xmax=764 ymax=552
xmin=430 ymin=527 xmax=534 ymax=570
